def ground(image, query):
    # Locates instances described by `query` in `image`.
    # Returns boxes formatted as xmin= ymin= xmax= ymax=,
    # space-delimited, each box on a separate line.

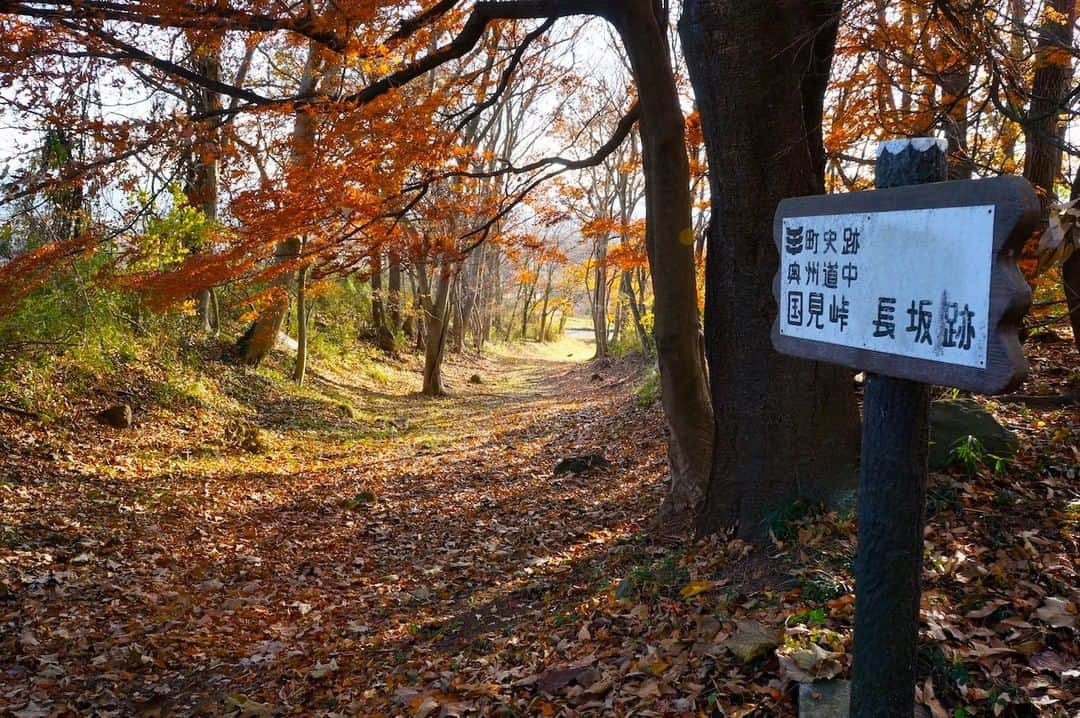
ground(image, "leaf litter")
xmin=0 ymin=340 xmax=1077 ymax=716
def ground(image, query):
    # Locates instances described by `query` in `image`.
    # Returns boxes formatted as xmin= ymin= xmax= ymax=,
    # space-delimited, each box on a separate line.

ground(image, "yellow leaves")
xmin=1041 ymin=5 xmax=1070 ymax=27
xmin=679 ymin=579 xmax=713 ymax=599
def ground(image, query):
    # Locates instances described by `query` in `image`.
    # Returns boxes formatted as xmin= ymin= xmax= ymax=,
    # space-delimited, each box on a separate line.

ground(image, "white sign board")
xmin=770 ymin=176 xmax=1039 ymax=394
xmin=779 ymin=206 xmax=994 ymax=369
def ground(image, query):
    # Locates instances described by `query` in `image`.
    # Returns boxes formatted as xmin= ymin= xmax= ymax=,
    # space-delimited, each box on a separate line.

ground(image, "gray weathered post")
xmin=850 ymin=138 xmax=948 ymax=717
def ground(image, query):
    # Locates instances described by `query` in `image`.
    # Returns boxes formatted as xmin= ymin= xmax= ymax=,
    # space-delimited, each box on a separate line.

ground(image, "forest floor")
xmin=0 ymin=329 xmax=1078 ymax=717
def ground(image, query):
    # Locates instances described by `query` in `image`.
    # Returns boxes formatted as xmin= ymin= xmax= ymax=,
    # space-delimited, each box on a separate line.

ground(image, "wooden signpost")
xmin=770 ymin=138 xmax=1040 ymax=718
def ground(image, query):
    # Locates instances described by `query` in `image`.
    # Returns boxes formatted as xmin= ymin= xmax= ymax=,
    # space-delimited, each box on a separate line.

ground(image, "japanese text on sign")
xmin=779 ymin=206 xmax=995 ymax=369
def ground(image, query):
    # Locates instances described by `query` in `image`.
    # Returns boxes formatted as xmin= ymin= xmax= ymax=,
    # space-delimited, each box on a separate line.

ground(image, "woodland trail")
xmin=0 ymin=342 xmax=673 ymax=715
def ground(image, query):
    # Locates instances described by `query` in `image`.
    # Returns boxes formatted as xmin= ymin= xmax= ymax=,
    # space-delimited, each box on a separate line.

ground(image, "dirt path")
xmin=0 ymin=346 xmax=669 ymax=715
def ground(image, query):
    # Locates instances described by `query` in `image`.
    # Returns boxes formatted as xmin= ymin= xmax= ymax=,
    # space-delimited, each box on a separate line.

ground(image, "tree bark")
xmin=1065 ymin=169 xmax=1080 ymax=353
xmin=612 ymin=1 xmax=714 ymax=521
xmin=1022 ymin=0 xmax=1076 ymax=202
xmin=293 ymin=259 xmax=310 ymax=385
xmin=235 ymin=235 xmax=301 ymax=366
xmin=680 ymin=0 xmax=859 ymax=538
xmin=590 ymin=240 xmax=609 ymax=357
xmin=1064 ymin=251 xmax=1080 ymax=351
xmin=621 ymin=269 xmax=650 ymax=355
xmin=234 ymin=43 xmax=320 ymax=366
xmin=1021 ymin=0 xmax=1076 ymax=350
xmin=370 ymin=251 xmax=395 ymax=352
xmin=418 ymin=259 xmax=453 ymax=396
xmin=388 ymin=251 xmax=403 ymax=333
xmin=185 ymin=35 xmax=221 ymax=333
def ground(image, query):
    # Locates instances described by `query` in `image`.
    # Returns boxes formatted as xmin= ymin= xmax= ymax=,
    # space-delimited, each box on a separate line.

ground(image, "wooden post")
xmin=850 ymin=138 xmax=947 ymax=718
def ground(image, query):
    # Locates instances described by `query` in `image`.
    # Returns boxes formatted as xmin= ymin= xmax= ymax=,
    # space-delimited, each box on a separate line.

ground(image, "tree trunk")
xmin=612 ymin=1 xmax=714 ymax=522
xmin=1065 ymin=169 xmax=1080 ymax=353
xmin=680 ymin=0 xmax=859 ymax=538
xmin=621 ymin=269 xmax=651 ymax=355
xmin=1022 ymin=0 xmax=1076 ymax=202
xmin=235 ymin=236 xmax=301 ymax=366
xmin=1064 ymin=251 xmax=1080 ymax=352
xmin=186 ymin=36 xmax=221 ymax=333
xmin=370 ymin=251 xmax=395 ymax=352
xmin=521 ymin=274 xmax=536 ymax=341
xmin=939 ymin=53 xmax=972 ymax=180
xmin=419 ymin=260 xmax=453 ymax=397
xmin=388 ymin=251 xmax=403 ymax=333
xmin=590 ymin=240 xmax=609 ymax=358
xmin=539 ymin=266 xmax=554 ymax=342
xmin=234 ymin=44 xmax=319 ymax=366
xmin=450 ymin=274 xmax=467 ymax=352
xmin=293 ymin=261 xmax=310 ymax=385
xmin=1021 ymin=0 xmax=1076 ymax=347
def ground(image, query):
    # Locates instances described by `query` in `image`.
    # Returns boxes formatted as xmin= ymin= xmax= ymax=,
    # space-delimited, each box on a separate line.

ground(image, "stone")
xmin=469 ymin=374 xmax=483 ymax=384
xmin=553 ymin=455 xmax=610 ymax=476
xmin=928 ymin=399 xmax=1018 ymax=470
xmin=97 ymin=404 xmax=132 ymax=429
xmin=798 ymin=680 xmax=850 ymax=718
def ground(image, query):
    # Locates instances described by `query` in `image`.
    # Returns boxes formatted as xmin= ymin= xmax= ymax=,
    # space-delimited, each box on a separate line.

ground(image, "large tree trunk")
xmin=680 ymin=0 xmax=860 ymax=539
xmin=1022 ymin=0 xmax=1075 ymax=202
xmin=1021 ymin=0 xmax=1076 ymax=352
xmin=612 ymin=1 xmax=714 ymax=521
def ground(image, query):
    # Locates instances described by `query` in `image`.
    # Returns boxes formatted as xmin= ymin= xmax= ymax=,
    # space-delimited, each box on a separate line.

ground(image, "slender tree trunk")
xmin=418 ymin=259 xmax=453 ymax=396
xmin=539 ymin=267 xmax=554 ymax=342
xmin=939 ymin=51 xmax=971 ymax=180
xmin=521 ymin=274 xmax=536 ymax=341
xmin=388 ymin=251 xmax=403 ymax=333
xmin=234 ymin=44 xmax=319 ymax=366
xmin=591 ymin=240 xmax=609 ymax=358
xmin=186 ymin=36 xmax=221 ymax=333
xmin=681 ymin=0 xmax=859 ymax=538
xmin=621 ymin=270 xmax=651 ymax=355
xmin=209 ymin=287 xmax=220 ymax=336
xmin=612 ymin=1 xmax=714 ymax=521
xmin=293 ymin=260 xmax=309 ymax=385
xmin=370 ymin=251 xmax=395 ymax=352
xmin=450 ymin=274 xmax=467 ymax=352
xmin=478 ymin=243 xmax=500 ymax=350
xmin=411 ymin=267 xmax=427 ymax=353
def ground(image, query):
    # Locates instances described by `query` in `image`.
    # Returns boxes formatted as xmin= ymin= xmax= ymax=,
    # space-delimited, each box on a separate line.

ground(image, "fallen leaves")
xmin=1 ymin=341 xmax=1077 ymax=716
xmin=1034 ymin=596 xmax=1077 ymax=629
xmin=722 ymin=619 xmax=781 ymax=663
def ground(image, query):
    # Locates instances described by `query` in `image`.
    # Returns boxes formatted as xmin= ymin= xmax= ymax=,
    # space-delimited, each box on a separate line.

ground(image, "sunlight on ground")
xmin=489 ymin=316 xmax=595 ymax=364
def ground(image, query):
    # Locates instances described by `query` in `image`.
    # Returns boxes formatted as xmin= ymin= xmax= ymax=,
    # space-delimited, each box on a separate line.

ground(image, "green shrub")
xmin=633 ymin=366 xmax=661 ymax=408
